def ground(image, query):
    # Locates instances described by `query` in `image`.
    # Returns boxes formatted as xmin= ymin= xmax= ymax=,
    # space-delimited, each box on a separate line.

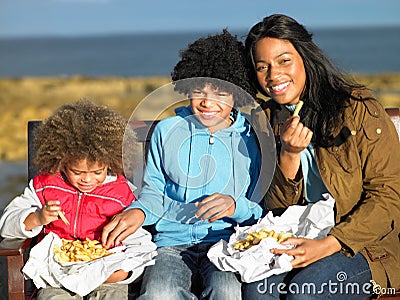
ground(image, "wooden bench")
xmin=1 ymin=108 xmax=399 ymax=300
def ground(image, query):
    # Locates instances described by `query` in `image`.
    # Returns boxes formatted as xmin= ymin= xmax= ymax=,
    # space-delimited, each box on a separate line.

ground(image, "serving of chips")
xmin=54 ymin=238 xmax=112 ymax=263
xmin=233 ymin=228 xmax=293 ymax=251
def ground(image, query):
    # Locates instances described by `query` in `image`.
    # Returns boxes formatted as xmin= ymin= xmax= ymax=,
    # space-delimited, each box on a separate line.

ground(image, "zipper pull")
xmin=209 ymin=133 xmax=214 ymax=145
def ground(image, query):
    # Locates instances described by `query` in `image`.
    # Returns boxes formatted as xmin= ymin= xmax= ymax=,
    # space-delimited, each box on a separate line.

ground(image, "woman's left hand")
xmin=271 ymin=235 xmax=342 ymax=268
xmin=195 ymin=193 xmax=236 ymax=223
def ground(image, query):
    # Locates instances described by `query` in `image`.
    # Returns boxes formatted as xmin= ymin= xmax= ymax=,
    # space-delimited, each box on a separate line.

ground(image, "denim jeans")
xmin=242 ymin=252 xmax=372 ymax=300
xmin=138 ymin=243 xmax=241 ymax=300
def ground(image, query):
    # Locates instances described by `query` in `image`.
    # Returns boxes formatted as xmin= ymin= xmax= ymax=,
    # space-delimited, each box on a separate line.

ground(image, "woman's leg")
xmin=243 ymin=252 xmax=372 ymax=300
xmin=285 ymin=252 xmax=372 ymax=300
xmin=242 ymin=272 xmax=288 ymax=299
xmin=138 ymin=245 xmax=196 ymax=300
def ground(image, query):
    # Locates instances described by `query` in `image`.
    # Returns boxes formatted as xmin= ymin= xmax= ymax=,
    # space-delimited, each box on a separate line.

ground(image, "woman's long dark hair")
xmin=245 ymin=14 xmax=365 ymax=146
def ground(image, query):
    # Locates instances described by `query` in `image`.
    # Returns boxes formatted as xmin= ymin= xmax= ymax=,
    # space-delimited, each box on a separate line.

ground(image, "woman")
xmin=243 ymin=14 xmax=400 ymax=299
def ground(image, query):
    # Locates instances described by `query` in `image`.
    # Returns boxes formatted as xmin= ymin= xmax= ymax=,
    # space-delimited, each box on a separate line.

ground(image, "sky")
xmin=0 ymin=0 xmax=400 ymax=38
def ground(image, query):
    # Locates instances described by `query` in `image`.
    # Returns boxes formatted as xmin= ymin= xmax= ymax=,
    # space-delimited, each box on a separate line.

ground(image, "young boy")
xmin=102 ymin=30 xmax=264 ymax=299
xmin=0 ymin=99 xmax=137 ymax=299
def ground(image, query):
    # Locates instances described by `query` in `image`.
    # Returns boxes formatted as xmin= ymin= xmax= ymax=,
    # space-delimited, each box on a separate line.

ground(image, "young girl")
xmin=243 ymin=14 xmax=400 ymax=299
xmin=0 ymin=99 xmax=137 ymax=299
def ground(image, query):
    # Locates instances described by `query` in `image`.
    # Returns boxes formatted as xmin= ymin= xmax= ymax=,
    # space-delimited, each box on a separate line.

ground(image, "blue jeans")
xmin=138 ymin=243 xmax=241 ymax=300
xmin=242 ymin=252 xmax=372 ymax=300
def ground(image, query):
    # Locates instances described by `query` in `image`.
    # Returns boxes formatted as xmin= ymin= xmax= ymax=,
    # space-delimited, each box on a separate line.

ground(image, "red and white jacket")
xmin=0 ymin=173 xmax=136 ymax=241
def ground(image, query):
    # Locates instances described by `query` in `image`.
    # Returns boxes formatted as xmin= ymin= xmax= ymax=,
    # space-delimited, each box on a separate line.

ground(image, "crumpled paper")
xmin=22 ymin=228 xmax=157 ymax=296
xmin=208 ymin=194 xmax=335 ymax=283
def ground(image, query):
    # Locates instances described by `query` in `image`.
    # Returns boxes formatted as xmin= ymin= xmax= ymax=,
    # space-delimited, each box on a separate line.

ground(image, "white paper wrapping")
xmin=22 ymin=228 xmax=157 ymax=296
xmin=208 ymin=194 xmax=335 ymax=283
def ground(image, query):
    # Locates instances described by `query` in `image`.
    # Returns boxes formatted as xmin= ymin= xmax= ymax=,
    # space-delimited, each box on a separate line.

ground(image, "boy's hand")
xmin=195 ymin=193 xmax=236 ymax=223
xmin=101 ymin=208 xmax=145 ymax=249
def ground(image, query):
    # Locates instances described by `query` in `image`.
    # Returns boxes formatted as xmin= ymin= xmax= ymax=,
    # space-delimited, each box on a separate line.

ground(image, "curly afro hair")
xmin=33 ymin=99 xmax=136 ymax=176
xmin=171 ymin=29 xmax=257 ymax=107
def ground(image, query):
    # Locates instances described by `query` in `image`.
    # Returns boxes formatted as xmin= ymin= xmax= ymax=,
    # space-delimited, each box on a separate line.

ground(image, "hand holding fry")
xmin=37 ymin=200 xmax=62 ymax=225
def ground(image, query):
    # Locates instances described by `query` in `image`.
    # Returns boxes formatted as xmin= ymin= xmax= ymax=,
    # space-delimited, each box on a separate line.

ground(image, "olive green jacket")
xmin=251 ymin=90 xmax=400 ymax=289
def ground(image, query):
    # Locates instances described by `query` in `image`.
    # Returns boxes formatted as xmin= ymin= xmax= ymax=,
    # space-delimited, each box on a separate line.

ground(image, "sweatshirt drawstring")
xmin=209 ymin=133 xmax=214 ymax=144
xmin=184 ymin=123 xmax=194 ymax=201
xmin=231 ymin=132 xmax=237 ymax=197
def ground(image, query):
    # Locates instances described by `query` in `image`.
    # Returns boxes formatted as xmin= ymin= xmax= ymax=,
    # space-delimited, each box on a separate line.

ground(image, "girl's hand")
xmin=271 ymin=235 xmax=341 ymax=268
xmin=104 ymin=269 xmax=129 ymax=283
xmin=39 ymin=200 xmax=62 ymax=225
xmin=24 ymin=200 xmax=62 ymax=231
xmin=195 ymin=193 xmax=236 ymax=223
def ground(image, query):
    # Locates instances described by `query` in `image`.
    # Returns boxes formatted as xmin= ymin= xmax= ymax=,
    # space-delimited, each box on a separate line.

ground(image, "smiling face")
xmin=190 ymin=83 xmax=234 ymax=133
xmin=64 ymin=159 xmax=108 ymax=193
xmin=253 ymin=37 xmax=306 ymax=106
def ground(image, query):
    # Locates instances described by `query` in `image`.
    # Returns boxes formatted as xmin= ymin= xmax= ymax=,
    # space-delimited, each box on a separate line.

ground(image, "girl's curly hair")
xmin=33 ymin=99 xmax=135 ymax=176
xmin=171 ymin=29 xmax=257 ymax=107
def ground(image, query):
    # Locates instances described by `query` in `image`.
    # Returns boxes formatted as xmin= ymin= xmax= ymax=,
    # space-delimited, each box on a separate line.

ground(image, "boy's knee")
xmin=140 ymin=286 xmax=195 ymax=300
xmin=201 ymin=275 xmax=241 ymax=300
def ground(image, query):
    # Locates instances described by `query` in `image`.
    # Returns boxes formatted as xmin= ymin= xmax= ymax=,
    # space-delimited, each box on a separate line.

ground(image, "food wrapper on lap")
xmin=208 ymin=194 xmax=335 ymax=283
xmin=22 ymin=228 xmax=157 ymax=296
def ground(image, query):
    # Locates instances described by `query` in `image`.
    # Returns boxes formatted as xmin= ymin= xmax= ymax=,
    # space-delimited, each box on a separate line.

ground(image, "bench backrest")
xmin=27 ymin=107 xmax=400 ymax=181
xmin=385 ymin=108 xmax=400 ymax=141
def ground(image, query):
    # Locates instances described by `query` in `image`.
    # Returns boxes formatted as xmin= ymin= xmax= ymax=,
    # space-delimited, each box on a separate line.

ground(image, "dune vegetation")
xmin=0 ymin=73 xmax=399 ymax=162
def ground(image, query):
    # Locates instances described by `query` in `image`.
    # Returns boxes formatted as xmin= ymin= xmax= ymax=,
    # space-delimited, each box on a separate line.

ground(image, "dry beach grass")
xmin=0 ymin=73 xmax=399 ymax=162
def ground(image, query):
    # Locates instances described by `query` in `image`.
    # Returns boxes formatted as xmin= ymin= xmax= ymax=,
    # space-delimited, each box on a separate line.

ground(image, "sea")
xmin=1 ymin=26 xmax=400 ymax=78
xmin=0 ymin=26 xmax=400 ymax=210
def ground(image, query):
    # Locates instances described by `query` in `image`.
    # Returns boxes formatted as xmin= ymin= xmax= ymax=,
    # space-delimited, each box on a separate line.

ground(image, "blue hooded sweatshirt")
xmin=127 ymin=105 xmax=263 ymax=247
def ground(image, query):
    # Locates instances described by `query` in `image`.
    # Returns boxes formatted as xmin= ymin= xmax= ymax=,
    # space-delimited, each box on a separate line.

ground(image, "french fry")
xmin=54 ymin=238 xmax=112 ymax=262
xmin=233 ymin=228 xmax=293 ymax=251
xmin=292 ymin=100 xmax=304 ymax=117
xmin=58 ymin=210 xmax=70 ymax=225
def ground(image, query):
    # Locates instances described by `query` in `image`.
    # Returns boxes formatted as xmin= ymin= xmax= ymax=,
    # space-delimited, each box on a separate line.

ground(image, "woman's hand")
xmin=271 ymin=235 xmax=342 ymax=268
xmin=195 ymin=193 xmax=236 ymax=223
xmin=280 ymin=116 xmax=313 ymax=154
xmin=279 ymin=116 xmax=313 ymax=179
xmin=24 ymin=200 xmax=62 ymax=231
xmin=101 ymin=208 xmax=145 ymax=249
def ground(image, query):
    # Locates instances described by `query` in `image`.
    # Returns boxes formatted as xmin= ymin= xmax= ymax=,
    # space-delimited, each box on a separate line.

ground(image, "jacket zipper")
xmin=202 ymin=132 xmax=214 ymax=195
xmin=73 ymin=193 xmax=83 ymax=238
